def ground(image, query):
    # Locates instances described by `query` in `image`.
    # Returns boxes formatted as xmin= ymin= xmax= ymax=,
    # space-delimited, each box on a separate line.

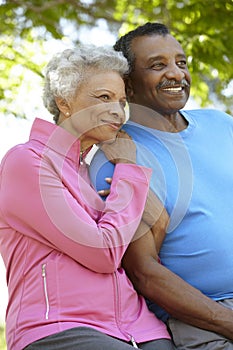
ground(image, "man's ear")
xmin=125 ymin=77 xmax=134 ymax=100
xmin=55 ymin=97 xmax=70 ymax=116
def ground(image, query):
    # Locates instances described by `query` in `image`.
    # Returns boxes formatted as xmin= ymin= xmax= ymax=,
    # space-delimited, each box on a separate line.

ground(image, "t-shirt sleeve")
xmin=89 ymin=149 xmax=115 ymax=195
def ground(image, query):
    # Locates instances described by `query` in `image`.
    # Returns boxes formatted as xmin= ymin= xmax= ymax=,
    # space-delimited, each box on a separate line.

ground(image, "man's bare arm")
xmin=98 ymin=172 xmax=233 ymax=339
xmin=122 ymin=227 xmax=233 ymax=340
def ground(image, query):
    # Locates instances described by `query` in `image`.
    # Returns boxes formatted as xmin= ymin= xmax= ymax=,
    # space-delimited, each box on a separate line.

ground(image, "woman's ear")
xmin=55 ymin=97 xmax=70 ymax=117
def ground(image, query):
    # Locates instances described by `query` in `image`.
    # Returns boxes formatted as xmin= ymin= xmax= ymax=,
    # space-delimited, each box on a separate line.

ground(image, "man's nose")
xmin=165 ymin=63 xmax=185 ymax=81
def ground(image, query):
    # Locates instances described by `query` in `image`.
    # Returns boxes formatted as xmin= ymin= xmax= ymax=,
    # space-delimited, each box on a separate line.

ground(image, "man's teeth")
xmin=163 ymin=87 xmax=182 ymax=91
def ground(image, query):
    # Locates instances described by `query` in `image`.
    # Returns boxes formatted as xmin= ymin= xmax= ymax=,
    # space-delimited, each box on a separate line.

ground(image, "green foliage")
xmin=0 ymin=324 xmax=6 ymax=350
xmin=0 ymin=31 xmax=45 ymax=118
xmin=0 ymin=0 xmax=121 ymax=118
xmin=0 ymin=0 xmax=233 ymax=117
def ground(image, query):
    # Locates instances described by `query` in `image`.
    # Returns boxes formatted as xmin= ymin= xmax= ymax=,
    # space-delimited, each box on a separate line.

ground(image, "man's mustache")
xmin=157 ymin=79 xmax=190 ymax=89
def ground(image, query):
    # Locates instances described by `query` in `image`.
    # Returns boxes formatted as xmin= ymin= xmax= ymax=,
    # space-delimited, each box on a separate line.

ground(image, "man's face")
xmin=127 ymin=34 xmax=191 ymax=115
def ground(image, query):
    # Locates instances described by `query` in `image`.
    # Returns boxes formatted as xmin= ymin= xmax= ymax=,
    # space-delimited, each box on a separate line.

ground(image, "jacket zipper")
xmin=114 ymin=272 xmax=139 ymax=348
xmin=42 ymin=263 xmax=50 ymax=320
xmin=130 ymin=336 xmax=139 ymax=348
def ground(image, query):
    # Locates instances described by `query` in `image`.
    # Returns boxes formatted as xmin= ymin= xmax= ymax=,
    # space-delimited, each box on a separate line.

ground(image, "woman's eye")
xmin=100 ymin=95 xmax=110 ymax=101
xmin=120 ymin=100 xmax=126 ymax=108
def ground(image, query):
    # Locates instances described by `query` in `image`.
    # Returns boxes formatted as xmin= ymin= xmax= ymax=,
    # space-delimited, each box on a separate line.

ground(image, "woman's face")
xmin=61 ymin=70 xmax=127 ymax=148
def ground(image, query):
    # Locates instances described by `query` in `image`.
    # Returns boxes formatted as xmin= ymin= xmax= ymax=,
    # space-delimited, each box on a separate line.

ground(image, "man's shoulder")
xmin=182 ymin=108 xmax=233 ymax=129
xmin=123 ymin=121 xmax=152 ymax=140
xmin=123 ymin=120 xmax=142 ymax=131
xmin=182 ymin=108 xmax=232 ymax=119
xmin=89 ymin=149 xmax=114 ymax=192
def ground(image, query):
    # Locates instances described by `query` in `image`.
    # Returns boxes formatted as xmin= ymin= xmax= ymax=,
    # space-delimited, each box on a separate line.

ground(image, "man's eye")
xmin=177 ymin=60 xmax=187 ymax=68
xmin=150 ymin=63 xmax=164 ymax=70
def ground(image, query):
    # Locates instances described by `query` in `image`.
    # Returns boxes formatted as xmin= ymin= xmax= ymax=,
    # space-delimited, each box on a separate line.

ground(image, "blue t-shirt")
xmin=90 ymin=109 xmax=233 ymax=320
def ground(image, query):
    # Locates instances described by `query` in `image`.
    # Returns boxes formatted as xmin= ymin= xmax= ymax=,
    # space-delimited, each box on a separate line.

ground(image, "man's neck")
xmin=128 ymin=104 xmax=188 ymax=132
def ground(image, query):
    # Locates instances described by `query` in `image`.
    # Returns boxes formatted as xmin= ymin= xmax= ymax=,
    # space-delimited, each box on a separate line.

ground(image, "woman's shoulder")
xmin=0 ymin=141 xmax=42 ymax=175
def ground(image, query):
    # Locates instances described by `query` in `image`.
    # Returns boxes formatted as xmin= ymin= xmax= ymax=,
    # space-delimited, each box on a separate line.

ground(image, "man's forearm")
xmin=129 ymin=259 xmax=233 ymax=340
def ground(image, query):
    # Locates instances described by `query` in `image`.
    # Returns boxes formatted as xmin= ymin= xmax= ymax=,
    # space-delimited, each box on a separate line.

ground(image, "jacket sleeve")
xmin=0 ymin=145 xmax=152 ymax=273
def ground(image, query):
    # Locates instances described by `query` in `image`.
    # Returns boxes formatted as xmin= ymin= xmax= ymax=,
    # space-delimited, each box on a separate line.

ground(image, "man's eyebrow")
xmin=176 ymin=53 xmax=187 ymax=59
xmin=147 ymin=55 xmax=165 ymax=63
xmin=147 ymin=53 xmax=187 ymax=63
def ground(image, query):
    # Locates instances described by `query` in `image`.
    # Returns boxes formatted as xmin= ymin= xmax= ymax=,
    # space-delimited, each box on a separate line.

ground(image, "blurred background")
xmin=0 ymin=0 xmax=233 ymax=348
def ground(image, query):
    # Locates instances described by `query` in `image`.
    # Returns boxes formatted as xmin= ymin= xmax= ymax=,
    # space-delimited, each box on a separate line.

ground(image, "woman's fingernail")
xmin=98 ymin=190 xmax=105 ymax=195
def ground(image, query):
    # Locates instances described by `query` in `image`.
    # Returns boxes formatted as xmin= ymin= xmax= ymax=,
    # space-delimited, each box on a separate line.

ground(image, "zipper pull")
xmin=131 ymin=336 xmax=139 ymax=348
xmin=42 ymin=263 xmax=49 ymax=320
xmin=42 ymin=263 xmax=46 ymax=277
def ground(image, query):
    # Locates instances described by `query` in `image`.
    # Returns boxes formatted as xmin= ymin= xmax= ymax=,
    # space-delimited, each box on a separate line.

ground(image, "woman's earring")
xmin=65 ymin=112 xmax=70 ymax=117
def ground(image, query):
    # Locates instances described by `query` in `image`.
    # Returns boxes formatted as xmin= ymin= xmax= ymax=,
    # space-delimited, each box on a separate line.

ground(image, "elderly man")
xmin=90 ymin=22 xmax=233 ymax=349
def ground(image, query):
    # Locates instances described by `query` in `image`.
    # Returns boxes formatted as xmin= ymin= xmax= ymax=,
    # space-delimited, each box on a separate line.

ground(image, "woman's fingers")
xmin=97 ymin=177 xmax=112 ymax=197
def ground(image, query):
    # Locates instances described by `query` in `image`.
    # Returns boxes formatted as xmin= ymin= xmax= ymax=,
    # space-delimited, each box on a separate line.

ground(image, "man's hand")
xmin=122 ymin=226 xmax=233 ymax=341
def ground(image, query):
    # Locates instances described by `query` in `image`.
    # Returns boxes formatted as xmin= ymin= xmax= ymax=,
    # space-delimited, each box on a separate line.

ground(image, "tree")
xmin=0 ymin=0 xmax=233 ymax=118
xmin=0 ymin=0 xmax=121 ymax=117
xmin=0 ymin=325 xmax=6 ymax=350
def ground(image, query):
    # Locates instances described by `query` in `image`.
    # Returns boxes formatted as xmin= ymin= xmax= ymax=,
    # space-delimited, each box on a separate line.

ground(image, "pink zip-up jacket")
xmin=0 ymin=118 xmax=170 ymax=350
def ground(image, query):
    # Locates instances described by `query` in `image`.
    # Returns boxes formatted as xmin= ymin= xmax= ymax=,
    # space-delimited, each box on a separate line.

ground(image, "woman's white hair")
xmin=43 ymin=45 xmax=129 ymax=123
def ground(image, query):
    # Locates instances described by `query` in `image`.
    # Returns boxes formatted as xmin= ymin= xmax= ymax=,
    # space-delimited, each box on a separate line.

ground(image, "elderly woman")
xmin=0 ymin=46 xmax=174 ymax=350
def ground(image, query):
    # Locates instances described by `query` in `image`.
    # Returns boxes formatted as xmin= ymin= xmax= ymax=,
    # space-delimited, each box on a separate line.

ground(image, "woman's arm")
xmin=0 ymin=143 xmax=151 ymax=273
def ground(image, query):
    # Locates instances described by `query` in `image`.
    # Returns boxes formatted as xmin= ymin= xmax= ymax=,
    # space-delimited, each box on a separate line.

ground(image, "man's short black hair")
xmin=114 ymin=22 xmax=170 ymax=72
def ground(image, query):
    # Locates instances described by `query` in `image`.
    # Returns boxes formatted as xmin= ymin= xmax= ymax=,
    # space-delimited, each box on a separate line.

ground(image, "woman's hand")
xmin=97 ymin=177 xmax=111 ymax=197
xmin=100 ymin=130 xmax=136 ymax=165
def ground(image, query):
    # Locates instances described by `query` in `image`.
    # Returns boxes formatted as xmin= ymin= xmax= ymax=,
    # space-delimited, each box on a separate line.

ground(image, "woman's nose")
xmin=109 ymin=102 xmax=125 ymax=123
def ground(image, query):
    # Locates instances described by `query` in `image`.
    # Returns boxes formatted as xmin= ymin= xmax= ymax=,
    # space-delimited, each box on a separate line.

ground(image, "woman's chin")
xmin=101 ymin=136 xmax=117 ymax=145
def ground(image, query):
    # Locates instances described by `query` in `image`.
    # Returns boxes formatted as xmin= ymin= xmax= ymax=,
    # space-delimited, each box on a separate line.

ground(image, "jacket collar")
xmin=29 ymin=118 xmax=82 ymax=165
